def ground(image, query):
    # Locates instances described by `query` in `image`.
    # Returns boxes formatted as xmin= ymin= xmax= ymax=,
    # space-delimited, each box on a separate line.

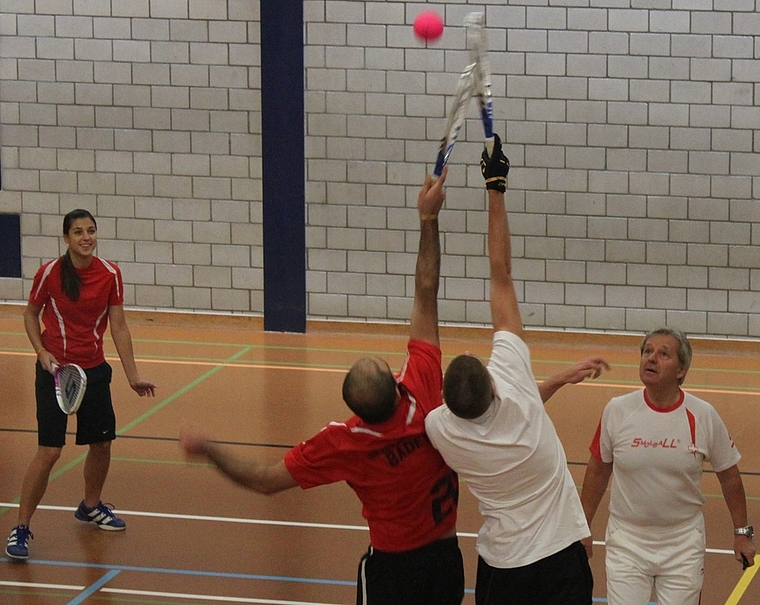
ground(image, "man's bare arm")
xmin=180 ymin=427 xmax=298 ymax=495
xmin=409 ymin=167 xmax=447 ymax=346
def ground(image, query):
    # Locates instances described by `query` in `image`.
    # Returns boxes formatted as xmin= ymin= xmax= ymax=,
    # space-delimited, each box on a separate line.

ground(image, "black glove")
xmin=480 ymin=133 xmax=510 ymax=193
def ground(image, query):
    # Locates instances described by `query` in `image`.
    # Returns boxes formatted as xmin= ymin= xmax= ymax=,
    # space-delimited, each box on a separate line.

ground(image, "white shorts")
xmin=605 ymin=514 xmax=704 ymax=605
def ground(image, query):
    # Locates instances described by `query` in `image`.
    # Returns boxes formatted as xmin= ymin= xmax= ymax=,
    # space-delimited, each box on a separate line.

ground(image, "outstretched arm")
xmin=409 ymin=167 xmax=447 ymax=346
xmin=483 ymin=135 xmax=520 ymax=337
xmin=180 ymin=426 xmax=298 ymax=495
xmin=538 ymin=357 xmax=611 ymax=403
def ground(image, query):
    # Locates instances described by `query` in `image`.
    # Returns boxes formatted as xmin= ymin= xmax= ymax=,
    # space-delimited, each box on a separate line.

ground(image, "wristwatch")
xmin=734 ymin=525 xmax=754 ymax=539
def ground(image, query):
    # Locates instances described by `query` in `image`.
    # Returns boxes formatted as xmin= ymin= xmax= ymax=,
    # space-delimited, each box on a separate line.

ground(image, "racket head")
xmin=465 ymin=12 xmax=495 ymax=152
xmin=434 ymin=63 xmax=476 ymax=177
xmin=54 ymin=363 xmax=87 ymax=415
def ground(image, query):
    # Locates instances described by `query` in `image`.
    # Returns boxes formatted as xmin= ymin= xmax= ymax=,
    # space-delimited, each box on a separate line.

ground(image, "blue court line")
xmin=1 ymin=556 xmax=480 ymax=599
xmin=65 ymin=568 xmax=121 ymax=605
xmin=1 ymin=556 xmax=356 ymax=587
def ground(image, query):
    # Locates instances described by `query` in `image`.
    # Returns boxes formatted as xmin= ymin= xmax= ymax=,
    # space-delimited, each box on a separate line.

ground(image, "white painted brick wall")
xmin=1 ymin=0 xmax=759 ymax=337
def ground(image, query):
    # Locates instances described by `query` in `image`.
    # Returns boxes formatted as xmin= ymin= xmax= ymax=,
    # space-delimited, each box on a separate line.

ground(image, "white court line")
xmin=0 ymin=502 xmax=735 ymax=555
xmin=0 ymin=582 xmax=339 ymax=605
xmin=102 ymin=587 xmax=340 ymax=604
xmin=0 ymin=580 xmax=83 ymax=590
xmin=0 ymin=502 xmax=368 ymax=533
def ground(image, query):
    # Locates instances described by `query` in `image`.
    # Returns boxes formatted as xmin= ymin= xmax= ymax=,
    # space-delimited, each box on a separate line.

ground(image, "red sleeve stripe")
xmin=589 ymin=419 xmax=603 ymax=460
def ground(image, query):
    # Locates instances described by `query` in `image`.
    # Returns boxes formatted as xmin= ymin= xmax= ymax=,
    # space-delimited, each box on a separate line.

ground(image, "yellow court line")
xmin=3 ymin=350 xmax=760 ymax=396
xmin=0 ymin=350 xmax=344 ymax=374
xmin=724 ymin=561 xmax=758 ymax=605
xmin=560 ymin=380 xmax=760 ymax=398
xmin=126 ymin=356 xmax=346 ymax=374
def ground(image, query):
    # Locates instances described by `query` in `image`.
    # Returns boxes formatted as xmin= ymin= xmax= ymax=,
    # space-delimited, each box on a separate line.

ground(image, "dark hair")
xmin=342 ymin=357 xmax=398 ymax=424
xmin=60 ymin=209 xmax=97 ymax=302
xmin=640 ymin=327 xmax=692 ymax=385
xmin=443 ymin=354 xmax=492 ymax=419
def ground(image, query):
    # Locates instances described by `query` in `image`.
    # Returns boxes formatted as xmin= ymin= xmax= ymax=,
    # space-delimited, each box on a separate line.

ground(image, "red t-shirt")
xmin=29 ymin=257 xmax=124 ymax=369
xmin=284 ymin=339 xmax=458 ymax=552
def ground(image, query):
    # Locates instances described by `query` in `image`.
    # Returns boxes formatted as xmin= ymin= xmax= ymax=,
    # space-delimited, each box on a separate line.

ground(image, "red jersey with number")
xmin=284 ymin=339 xmax=458 ymax=553
xmin=29 ymin=257 xmax=124 ymax=369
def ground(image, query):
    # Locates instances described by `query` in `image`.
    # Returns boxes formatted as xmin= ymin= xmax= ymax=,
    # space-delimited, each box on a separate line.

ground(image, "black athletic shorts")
xmin=357 ymin=536 xmax=464 ymax=605
xmin=475 ymin=540 xmax=593 ymax=605
xmin=36 ymin=361 xmax=116 ymax=448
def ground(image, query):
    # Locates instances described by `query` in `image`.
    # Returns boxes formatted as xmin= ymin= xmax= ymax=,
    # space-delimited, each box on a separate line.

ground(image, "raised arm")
xmin=180 ymin=426 xmax=298 ymax=495
xmin=482 ymin=135 xmax=520 ymax=336
xmin=409 ymin=166 xmax=447 ymax=346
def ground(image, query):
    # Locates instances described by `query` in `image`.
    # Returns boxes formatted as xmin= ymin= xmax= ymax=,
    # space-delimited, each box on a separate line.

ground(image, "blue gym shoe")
xmin=74 ymin=501 xmax=126 ymax=531
xmin=6 ymin=525 xmax=33 ymax=559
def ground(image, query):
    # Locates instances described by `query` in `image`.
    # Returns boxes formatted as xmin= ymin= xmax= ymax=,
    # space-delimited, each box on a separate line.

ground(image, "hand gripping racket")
xmin=53 ymin=363 xmax=87 ymax=415
xmin=465 ymin=12 xmax=495 ymax=155
xmin=433 ymin=62 xmax=476 ymax=177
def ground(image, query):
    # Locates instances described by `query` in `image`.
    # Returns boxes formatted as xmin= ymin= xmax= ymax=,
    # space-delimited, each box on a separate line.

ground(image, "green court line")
xmin=533 ymin=357 xmax=760 ymax=377
xmin=534 ymin=377 xmax=760 ymax=394
xmin=126 ymin=354 xmax=354 ymax=371
xmin=3 ymin=328 xmax=760 ymax=376
xmin=1 ymin=338 xmax=758 ymax=507
xmin=0 ymin=346 xmax=253 ymax=518
xmin=3 ymin=350 xmax=759 ymax=394
xmin=0 ymin=329 xmax=410 ymax=358
xmin=111 ymin=457 xmax=212 ymax=468
xmin=5 ymin=349 xmax=760 ymax=391
xmin=116 ymin=346 xmax=252 ymax=436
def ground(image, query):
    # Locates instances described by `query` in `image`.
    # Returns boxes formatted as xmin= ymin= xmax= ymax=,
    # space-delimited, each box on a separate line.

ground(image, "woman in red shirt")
xmin=5 ymin=209 xmax=156 ymax=560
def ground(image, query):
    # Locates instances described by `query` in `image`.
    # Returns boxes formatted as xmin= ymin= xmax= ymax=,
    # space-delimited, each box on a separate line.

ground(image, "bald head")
xmin=342 ymin=357 xmax=399 ymax=424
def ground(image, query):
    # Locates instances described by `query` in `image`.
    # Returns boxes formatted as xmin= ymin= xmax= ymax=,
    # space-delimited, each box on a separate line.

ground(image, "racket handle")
xmin=742 ymin=554 xmax=750 ymax=570
xmin=433 ymin=151 xmax=446 ymax=178
xmin=484 ymin=135 xmax=495 ymax=157
xmin=481 ymin=108 xmax=494 ymax=139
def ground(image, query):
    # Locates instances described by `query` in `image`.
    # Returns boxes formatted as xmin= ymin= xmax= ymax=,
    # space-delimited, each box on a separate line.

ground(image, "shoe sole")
xmin=94 ymin=523 xmax=126 ymax=531
xmin=75 ymin=511 xmax=126 ymax=531
xmin=5 ymin=548 xmax=29 ymax=560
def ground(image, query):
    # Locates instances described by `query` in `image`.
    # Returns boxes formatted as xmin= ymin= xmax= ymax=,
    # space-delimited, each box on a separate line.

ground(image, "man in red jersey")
xmin=181 ymin=167 xmax=465 ymax=605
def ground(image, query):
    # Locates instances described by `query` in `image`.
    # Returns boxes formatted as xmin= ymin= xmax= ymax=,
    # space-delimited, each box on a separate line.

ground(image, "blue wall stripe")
xmin=0 ymin=214 xmax=22 ymax=278
xmin=261 ymin=0 xmax=307 ymax=333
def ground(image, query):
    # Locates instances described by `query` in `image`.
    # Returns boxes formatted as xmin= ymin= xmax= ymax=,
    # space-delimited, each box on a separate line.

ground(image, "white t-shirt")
xmin=425 ymin=330 xmax=590 ymax=568
xmin=594 ymin=389 xmax=741 ymax=528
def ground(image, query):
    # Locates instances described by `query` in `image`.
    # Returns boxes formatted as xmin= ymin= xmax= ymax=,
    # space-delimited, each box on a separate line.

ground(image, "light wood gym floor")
xmin=1 ymin=304 xmax=758 ymax=604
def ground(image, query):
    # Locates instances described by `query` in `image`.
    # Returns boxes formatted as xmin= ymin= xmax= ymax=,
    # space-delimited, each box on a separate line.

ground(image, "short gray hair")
xmin=640 ymin=327 xmax=692 ymax=385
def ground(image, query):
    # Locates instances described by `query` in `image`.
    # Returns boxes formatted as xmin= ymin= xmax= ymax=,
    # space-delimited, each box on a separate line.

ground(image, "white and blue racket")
xmin=465 ymin=12 xmax=495 ymax=156
xmin=433 ymin=62 xmax=476 ymax=177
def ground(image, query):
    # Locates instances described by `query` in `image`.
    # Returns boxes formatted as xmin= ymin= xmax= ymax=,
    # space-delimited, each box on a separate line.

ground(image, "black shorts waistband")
xmin=371 ymin=535 xmax=459 ymax=557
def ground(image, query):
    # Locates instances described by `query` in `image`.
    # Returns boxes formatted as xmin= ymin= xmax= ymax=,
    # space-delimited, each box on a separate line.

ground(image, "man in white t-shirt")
xmin=580 ymin=327 xmax=756 ymax=605
xmin=425 ymin=135 xmax=603 ymax=605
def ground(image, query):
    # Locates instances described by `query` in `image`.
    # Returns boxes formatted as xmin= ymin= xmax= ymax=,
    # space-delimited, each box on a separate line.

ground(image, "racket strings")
xmin=58 ymin=367 xmax=86 ymax=413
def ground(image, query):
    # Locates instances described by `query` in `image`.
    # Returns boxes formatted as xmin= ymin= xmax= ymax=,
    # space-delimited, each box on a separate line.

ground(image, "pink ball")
xmin=413 ymin=11 xmax=444 ymax=42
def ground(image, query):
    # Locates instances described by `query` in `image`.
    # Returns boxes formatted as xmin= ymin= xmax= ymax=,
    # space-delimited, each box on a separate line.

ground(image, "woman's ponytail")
xmin=60 ymin=209 xmax=97 ymax=302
